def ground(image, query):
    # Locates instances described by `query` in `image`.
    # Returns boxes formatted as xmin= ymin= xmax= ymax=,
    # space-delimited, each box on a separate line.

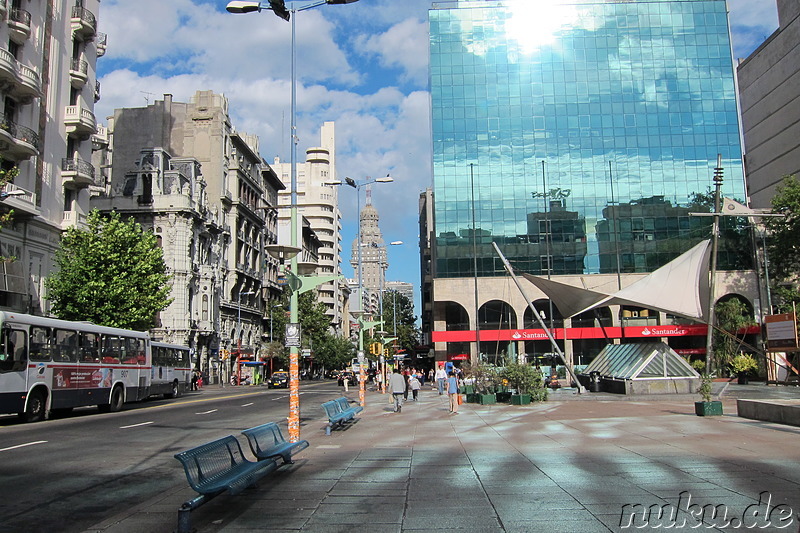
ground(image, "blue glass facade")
xmin=430 ymin=0 xmax=748 ymax=278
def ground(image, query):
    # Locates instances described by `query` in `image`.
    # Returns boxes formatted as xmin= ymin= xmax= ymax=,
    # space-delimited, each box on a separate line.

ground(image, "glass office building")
xmin=430 ymin=0 xmax=749 ymax=279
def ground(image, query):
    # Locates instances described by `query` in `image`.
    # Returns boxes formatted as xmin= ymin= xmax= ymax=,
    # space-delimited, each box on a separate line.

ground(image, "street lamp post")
xmin=236 ymin=289 xmax=256 ymax=385
xmin=227 ymin=0 xmax=360 ymax=443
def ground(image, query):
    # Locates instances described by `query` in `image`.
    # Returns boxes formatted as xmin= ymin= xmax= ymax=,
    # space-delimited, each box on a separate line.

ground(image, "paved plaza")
xmin=85 ymin=384 xmax=800 ymax=532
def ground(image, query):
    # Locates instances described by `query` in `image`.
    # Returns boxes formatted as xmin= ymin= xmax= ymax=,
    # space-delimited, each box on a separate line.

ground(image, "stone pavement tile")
xmin=322 ymin=495 xmax=406 ymax=506
xmin=339 ymin=468 xmax=409 ymax=483
xmin=501 ymin=518 xmax=611 ymax=533
xmin=486 ymin=491 xmax=577 ymax=504
xmin=491 ymin=498 xmax=586 ymax=513
xmin=350 ymin=458 xmax=411 ymax=468
xmin=410 ymin=465 xmax=477 ymax=478
xmin=357 ymin=448 xmax=412 ymax=459
xmin=238 ymin=490 xmax=330 ymax=502
xmin=309 ymin=506 xmax=404 ymax=523
xmin=402 ymin=515 xmax=503 ymax=530
xmin=405 ymin=500 xmax=493 ymax=514
xmin=296 ymin=524 xmax=402 ymax=533
xmin=480 ymin=478 xmax=562 ymax=491
xmin=328 ymin=481 xmax=406 ymax=496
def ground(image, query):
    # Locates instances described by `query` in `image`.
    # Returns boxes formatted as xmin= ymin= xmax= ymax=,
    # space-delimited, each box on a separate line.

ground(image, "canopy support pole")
xmin=492 ymin=242 xmax=586 ymax=393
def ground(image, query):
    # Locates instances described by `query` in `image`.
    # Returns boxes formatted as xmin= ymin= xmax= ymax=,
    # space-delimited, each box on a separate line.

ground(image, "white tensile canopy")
xmin=522 ymin=239 xmax=711 ymax=321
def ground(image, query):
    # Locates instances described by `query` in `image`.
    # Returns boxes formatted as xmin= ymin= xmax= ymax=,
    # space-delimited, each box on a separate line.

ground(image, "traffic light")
xmin=384 ymin=347 xmax=389 ymax=357
xmin=268 ymin=0 xmax=290 ymax=21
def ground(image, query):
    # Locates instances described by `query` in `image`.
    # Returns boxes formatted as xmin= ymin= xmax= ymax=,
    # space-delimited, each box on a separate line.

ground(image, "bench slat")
xmin=242 ymin=422 xmax=309 ymax=464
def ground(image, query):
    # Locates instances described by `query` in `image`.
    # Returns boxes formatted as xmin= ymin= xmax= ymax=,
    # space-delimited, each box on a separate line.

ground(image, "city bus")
xmin=0 ymin=312 xmax=153 ymax=422
xmin=150 ymin=341 xmax=192 ymax=398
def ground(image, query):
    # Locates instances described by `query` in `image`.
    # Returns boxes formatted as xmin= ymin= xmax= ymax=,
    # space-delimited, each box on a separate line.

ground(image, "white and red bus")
xmin=150 ymin=341 xmax=192 ymax=398
xmin=0 ymin=312 xmax=186 ymax=422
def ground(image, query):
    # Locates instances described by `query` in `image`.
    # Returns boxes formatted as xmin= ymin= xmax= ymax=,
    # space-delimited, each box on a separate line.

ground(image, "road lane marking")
xmin=241 ymin=403 xmax=254 ymax=407
xmin=196 ymin=409 xmax=218 ymax=415
xmin=119 ymin=421 xmax=154 ymax=429
xmin=1 ymin=440 xmax=47 ymax=452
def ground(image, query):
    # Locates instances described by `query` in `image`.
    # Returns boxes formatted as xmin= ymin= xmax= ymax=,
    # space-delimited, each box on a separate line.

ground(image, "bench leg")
xmin=326 ymin=422 xmax=332 ymax=436
xmin=177 ymin=503 xmax=194 ymax=533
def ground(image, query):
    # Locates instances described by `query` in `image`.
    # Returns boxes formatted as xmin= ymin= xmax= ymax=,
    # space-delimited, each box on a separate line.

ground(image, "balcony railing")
xmin=61 ymin=157 xmax=97 ymax=188
xmin=71 ymin=5 xmax=97 ymax=39
xmin=96 ymin=32 xmax=107 ymax=57
xmin=70 ymin=58 xmax=88 ymax=88
xmin=8 ymin=8 xmax=32 ymax=44
xmin=16 ymin=64 xmax=41 ymax=99
xmin=64 ymin=104 xmax=97 ymax=137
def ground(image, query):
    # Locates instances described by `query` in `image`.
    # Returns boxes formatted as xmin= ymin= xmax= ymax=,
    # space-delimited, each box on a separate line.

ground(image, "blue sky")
xmin=95 ymin=0 xmax=779 ymax=314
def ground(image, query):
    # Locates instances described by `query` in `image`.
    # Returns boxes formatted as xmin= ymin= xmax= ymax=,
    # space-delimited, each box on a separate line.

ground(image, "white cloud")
xmin=355 ymin=18 xmax=429 ymax=85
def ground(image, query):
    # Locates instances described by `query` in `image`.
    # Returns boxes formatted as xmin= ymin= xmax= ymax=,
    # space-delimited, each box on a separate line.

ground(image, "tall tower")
xmin=274 ymin=122 xmax=344 ymax=331
xmin=351 ymin=185 xmax=387 ymax=316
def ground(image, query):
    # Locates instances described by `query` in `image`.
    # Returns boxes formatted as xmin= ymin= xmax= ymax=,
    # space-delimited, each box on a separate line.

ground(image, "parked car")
xmin=268 ymin=371 xmax=289 ymax=389
xmin=337 ymin=371 xmax=356 ymax=386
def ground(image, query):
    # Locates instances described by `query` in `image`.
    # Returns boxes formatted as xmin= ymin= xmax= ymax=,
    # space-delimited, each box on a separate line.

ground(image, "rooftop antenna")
xmin=140 ymin=91 xmax=156 ymax=105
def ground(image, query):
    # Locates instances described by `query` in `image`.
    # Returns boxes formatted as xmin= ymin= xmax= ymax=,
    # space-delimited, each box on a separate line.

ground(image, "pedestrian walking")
xmin=447 ymin=371 xmax=459 ymax=414
xmin=389 ymin=368 xmax=406 ymax=413
xmin=402 ymin=368 xmax=410 ymax=400
xmin=435 ymin=364 xmax=447 ymax=395
xmin=409 ymin=373 xmax=421 ymax=401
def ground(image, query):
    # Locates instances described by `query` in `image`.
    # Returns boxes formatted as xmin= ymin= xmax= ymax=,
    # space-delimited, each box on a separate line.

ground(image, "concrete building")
xmin=351 ymin=186 xmax=389 ymax=317
xmin=94 ymin=91 xmax=284 ymax=376
xmin=426 ymin=0 xmax=758 ymax=365
xmin=737 ymin=0 xmax=800 ymax=208
xmin=0 ymin=0 xmax=106 ymax=314
xmin=273 ymin=122 xmax=345 ymax=332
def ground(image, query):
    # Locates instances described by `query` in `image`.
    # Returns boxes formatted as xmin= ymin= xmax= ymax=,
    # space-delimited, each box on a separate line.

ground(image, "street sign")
xmin=766 ymin=313 xmax=798 ymax=351
xmin=285 ymin=323 xmax=301 ymax=348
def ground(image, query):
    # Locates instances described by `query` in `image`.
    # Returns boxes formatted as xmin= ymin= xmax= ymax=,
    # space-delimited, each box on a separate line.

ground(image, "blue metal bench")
xmin=242 ymin=422 xmax=309 ymax=465
xmin=335 ymin=396 xmax=363 ymax=416
xmin=174 ymin=435 xmax=278 ymax=533
xmin=321 ymin=398 xmax=359 ymax=435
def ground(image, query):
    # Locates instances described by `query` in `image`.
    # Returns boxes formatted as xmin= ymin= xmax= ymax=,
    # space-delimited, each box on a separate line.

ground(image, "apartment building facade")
xmin=0 ymin=0 xmax=105 ymax=314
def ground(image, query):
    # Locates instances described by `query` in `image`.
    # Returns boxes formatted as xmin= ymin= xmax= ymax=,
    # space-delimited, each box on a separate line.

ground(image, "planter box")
xmin=496 ymin=392 xmax=512 ymax=403
xmin=465 ymin=393 xmax=479 ymax=403
xmin=462 ymin=384 xmax=475 ymax=394
xmin=511 ymin=394 xmax=531 ymax=405
xmin=477 ymin=393 xmax=496 ymax=405
xmin=695 ymin=400 xmax=723 ymax=416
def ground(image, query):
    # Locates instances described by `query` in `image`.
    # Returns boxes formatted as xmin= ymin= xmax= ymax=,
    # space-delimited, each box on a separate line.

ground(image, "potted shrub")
xmin=730 ymin=353 xmax=758 ymax=385
xmin=473 ymin=364 xmax=498 ymax=404
xmin=695 ymin=373 xmax=723 ymax=416
xmin=501 ymin=363 xmax=547 ymax=405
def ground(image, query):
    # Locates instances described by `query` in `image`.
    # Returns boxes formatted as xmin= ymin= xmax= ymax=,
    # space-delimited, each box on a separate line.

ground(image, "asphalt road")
xmin=0 ymin=380 xmax=341 ymax=533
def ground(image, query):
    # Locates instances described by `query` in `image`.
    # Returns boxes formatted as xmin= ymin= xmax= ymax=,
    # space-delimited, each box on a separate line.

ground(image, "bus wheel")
xmin=22 ymin=390 xmax=46 ymax=423
xmin=109 ymin=386 xmax=124 ymax=412
xmin=166 ymin=381 xmax=179 ymax=399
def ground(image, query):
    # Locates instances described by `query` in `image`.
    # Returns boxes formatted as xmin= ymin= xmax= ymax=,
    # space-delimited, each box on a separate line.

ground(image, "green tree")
xmin=380 ymin=290 xmax=419 ymax=356
xmin=764 ymin=176 xmax=800 ymax=306
xmin=45 ymin=209 xmax=172 ymax=330
xmin=712 ymin=297 xmax=755 ymax=373
xmin=0 ymin=164 xmax=19 ymax=259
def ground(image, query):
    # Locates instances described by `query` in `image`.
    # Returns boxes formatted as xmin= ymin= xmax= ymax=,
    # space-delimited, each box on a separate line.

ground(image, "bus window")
xmin=135 ymin=338 xmax=146 ymax=365
xmin=0 ymin=328 xmax=26 ymax=372
xmin=79 ymin=332 xmax=100 ymax=363
xmin=29 ymin=327 xmax=53 ymax=362
xmin=101 ymin=335 xmax=121 ymax=363
xmin=54 ymin=329 xmax=79 ymax=362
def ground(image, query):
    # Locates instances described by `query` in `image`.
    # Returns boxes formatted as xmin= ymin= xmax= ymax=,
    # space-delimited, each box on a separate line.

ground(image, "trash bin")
xmin=588 ymin=371 xmax=601 ymax=392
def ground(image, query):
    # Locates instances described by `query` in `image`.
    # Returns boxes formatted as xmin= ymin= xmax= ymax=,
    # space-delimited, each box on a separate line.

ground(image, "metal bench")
xmin=335 ymin=396 xmax=363 ymax=416
xmin=174 ymin=435 xmax=278 ymax=533
xmin=242 ymin=422 xmax=309 ymax=465
xmin=321 ymin=399 xmax=359 ymax=435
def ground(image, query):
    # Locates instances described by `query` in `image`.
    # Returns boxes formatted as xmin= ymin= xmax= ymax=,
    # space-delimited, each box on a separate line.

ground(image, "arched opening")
xmin=479 ymin=300 xmax=516 ymax=365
